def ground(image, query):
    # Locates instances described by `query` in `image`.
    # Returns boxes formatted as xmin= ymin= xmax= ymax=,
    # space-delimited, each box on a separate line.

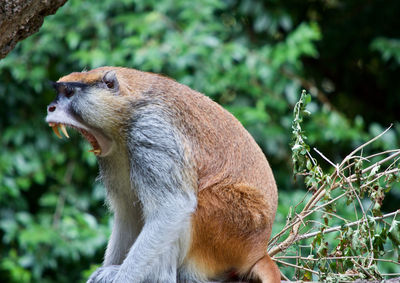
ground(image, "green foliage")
xmin=0 ymin=0 xmax=399 ymax=282
xmin=371 ymin=37 xmax=400 ymax=65
xmin=270 ymin=92 xmax=400 ymax=281
xmin=291 ymin=90 xmax=312 ymax=175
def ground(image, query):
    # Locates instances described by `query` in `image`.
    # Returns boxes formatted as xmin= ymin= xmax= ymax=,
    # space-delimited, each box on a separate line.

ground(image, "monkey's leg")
xmin=177 ymin=266 xmax=207 ymax=283
xmin=187 ymin=184 xmax=277 ymax=281
xmin=249 ymin=254 xmax=280 ymax=283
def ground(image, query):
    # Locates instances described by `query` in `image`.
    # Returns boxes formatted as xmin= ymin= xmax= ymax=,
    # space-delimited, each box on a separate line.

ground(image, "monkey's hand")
xmin=87 ymin=265 xmax=120 ymax=283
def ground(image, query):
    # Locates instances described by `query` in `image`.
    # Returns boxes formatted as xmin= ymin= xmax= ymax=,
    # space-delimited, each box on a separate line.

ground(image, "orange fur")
xmin=153 ymin=74 xmax=279 ymax=281
xmin=187 ymin=184 xmax=275 ymax=280
xmin=250 ymin=255 xmax=281 ymax=283
xmin=57 ymin=67 xmax=279 ymax=282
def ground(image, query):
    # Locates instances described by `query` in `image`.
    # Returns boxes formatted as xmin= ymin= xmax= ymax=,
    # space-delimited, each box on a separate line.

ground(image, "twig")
xmin=340 ymin=170 xmax=375 ymax=267
xmin=294 ymin=210 xmax=399 ymax=242
xmin=269 ymin=189 xmax=347 ymax=256
xmin=314 ymin=147 xmax=338 ymax=169
xmin=275 ymin=255 xmax=400 ymax=266
xmin=361 ymin=168 xmax=400 ymax=189
xmin=361 ymin=150 xmax=400 ymax=175
xmin=274 ymin=258 xmax=319 ymax=275
xmin=340 ymin=125 xmax=393 ymax=168
xmin=351 ymin=259 xmax=375 ymax=279
xmin=364 ymin=149 xmax=400 ymax=160
xmin=270 ymin=106 xmax=399 ymax=280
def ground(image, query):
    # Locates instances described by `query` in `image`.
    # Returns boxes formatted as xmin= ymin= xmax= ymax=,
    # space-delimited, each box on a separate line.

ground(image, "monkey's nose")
xmin=48 ymin=105 xmax=56 ymax=112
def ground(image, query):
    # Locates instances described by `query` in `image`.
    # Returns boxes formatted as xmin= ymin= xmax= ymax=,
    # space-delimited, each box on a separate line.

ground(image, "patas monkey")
xmin=46 ymin=67 xmax=280 ymax=283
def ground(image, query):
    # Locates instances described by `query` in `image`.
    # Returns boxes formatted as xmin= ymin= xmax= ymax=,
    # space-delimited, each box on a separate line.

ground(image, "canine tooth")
xmin=88 ymin=149 xmax=101 ymax=155
xmin=59 ymin=124 xmax=70 ymax=138
xmin=52 ymin=124 xmax=63 ymax=139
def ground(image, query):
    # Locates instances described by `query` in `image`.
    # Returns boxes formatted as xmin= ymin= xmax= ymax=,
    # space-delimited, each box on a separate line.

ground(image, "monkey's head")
xmin=45 ymin=67 xmax=136 ymax=157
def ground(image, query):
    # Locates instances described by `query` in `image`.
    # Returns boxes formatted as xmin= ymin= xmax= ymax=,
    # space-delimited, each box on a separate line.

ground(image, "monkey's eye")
xmin=65 ymin=87 xmax=74 ymax=98
xmin=104 ymin=80 xmax=114 ymax=89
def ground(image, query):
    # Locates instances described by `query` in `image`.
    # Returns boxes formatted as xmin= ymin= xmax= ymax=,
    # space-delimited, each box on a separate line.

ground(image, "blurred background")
xmin=0 ymin=0 xmax=399 ymax=281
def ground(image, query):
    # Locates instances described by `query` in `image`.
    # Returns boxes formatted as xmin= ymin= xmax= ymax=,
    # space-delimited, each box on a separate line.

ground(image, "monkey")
xmin=45 ymin=67 xmax=280 ymax=283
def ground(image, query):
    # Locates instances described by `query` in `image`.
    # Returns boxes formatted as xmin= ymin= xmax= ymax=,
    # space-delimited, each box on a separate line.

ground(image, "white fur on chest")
xmin=99 ymin=151 xmax=144 ymax=235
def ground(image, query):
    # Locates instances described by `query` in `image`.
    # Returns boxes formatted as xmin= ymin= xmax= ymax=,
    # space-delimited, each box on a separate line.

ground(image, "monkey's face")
xmin=45 ymin=70 xmax=130 ymax=157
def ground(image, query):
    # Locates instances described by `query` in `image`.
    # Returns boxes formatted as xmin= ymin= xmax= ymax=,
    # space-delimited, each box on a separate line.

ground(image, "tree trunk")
xmin=0 ymin=0 xmax=68 ymax=59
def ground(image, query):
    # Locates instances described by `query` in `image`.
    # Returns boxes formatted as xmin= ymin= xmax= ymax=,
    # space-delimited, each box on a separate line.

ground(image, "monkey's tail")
xmin=249 ymin=254 xmax=281 ymax=283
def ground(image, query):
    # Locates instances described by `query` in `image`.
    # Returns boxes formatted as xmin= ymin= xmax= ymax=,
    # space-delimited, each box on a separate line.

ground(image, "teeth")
xmin=49 ymin=123 xmax=70 ymax=139
xmin=49 ymin=122 xmax=101 ymax=156
xmin=59 ymin=124 xmax=69 ymax=138
xmin=88 ymin=149 xmax=101 ymax=155
xmin=51 ymin=124 xmax=63 ymax=139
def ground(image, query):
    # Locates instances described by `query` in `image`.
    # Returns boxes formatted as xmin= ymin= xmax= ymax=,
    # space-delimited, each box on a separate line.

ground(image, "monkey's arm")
xmin=88 ymin=193 xmax=195 ymax=283
xmin=114 ymin=193 xmax=195 ymax=282
xmin=103 ymin=203 xmax=143 ymax=267
xmin=114 ymin=107 xmax=196 ymax=282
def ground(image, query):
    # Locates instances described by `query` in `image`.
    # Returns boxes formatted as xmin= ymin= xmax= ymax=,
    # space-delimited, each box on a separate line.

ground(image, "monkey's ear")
xmin=102 ymin=71 xmax=120 ymax=93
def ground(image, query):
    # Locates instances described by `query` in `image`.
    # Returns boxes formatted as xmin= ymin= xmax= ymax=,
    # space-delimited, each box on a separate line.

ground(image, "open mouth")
xmin=48 ymin=122 xmax=102 ymax=156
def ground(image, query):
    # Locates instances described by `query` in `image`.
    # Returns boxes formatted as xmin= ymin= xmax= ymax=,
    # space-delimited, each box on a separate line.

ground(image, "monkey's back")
xmin=154 ymin=75 xmax=278 ymax=279
xmin=158 ymin=76 xmax=277 ymax=202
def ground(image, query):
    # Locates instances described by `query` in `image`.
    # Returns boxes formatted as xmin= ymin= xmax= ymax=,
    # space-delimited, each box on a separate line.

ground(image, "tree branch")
xmin=0 ymin=0 xmax=68 ymax=59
